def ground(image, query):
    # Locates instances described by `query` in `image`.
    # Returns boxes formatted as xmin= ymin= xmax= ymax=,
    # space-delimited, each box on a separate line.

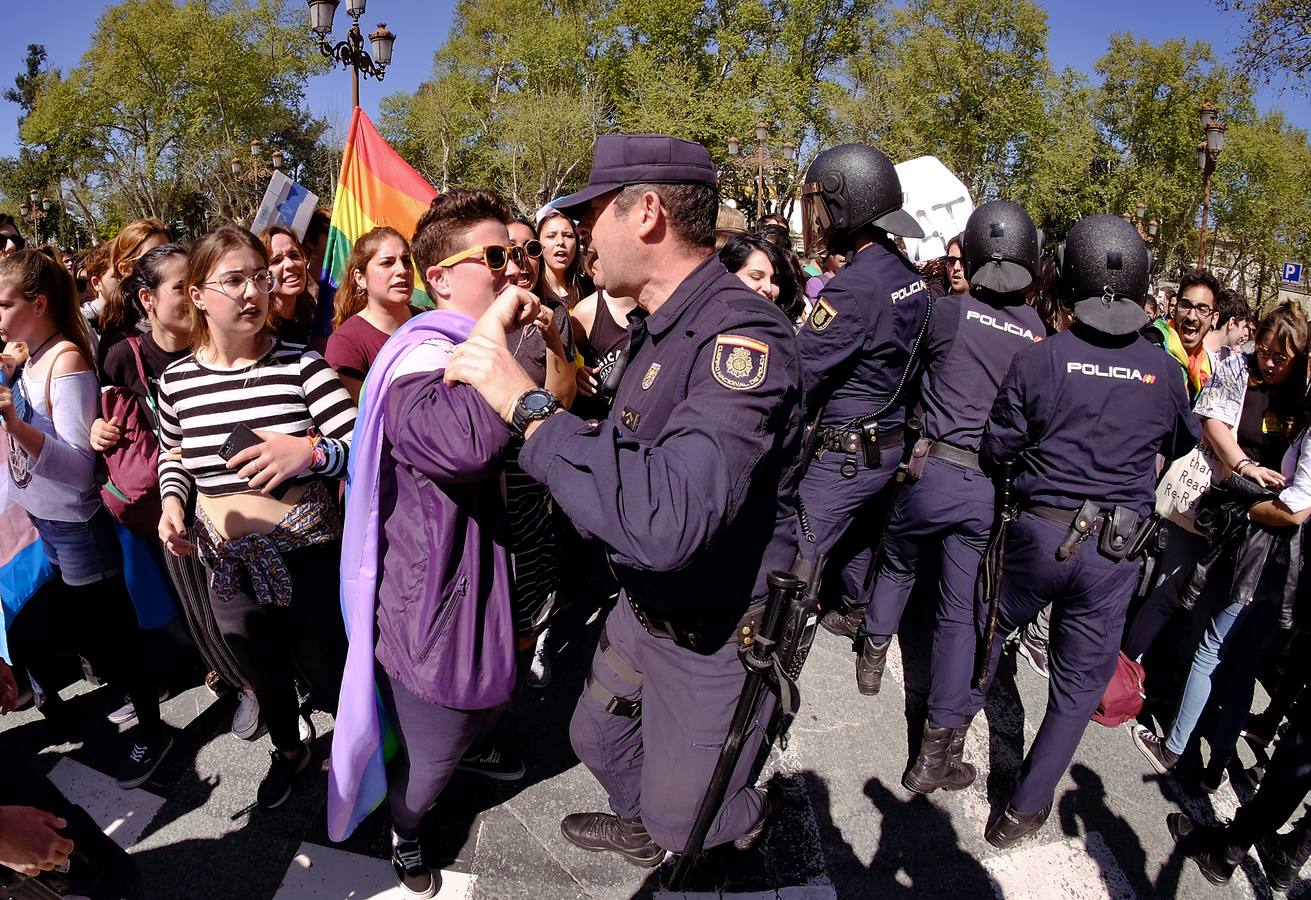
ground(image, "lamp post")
xmin=230 ymin=139 xmax=287 ymax=223
xmin=724 ymin=123 xmax=796 ymax=225
xmin=18 ymin=189 xmax=51 ymax=245
xmin=1196 ymin=101 xmax=1227 ymax=268
xmin=308 ymin=0 xmax=396 ymax=110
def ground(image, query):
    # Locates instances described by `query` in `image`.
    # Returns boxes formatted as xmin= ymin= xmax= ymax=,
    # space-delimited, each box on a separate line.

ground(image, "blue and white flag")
xmin=251 ymin=171 xmax=320 ymax=242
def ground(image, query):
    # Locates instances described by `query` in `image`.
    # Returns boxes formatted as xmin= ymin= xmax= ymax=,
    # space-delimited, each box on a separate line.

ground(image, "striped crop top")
xmin=156 ymin=340 xmax=356 ymax=504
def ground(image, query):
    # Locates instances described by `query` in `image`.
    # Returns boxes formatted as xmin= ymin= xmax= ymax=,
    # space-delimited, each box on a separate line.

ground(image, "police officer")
xmin=793 ymin=144 xmax=929 ymax=641
xmin=945 ymin=214 xmax=1199 ymax=848
xmin=854 ymin=202 xmax=1046 ymax=788
xmin=445 ymin=134 xmax=802 ymax=863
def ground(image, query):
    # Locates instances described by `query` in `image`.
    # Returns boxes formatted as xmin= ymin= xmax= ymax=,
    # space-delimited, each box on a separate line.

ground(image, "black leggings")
xmin=1229 ymin=693 xmax=1311 ymax=848
xmin=206 ymin=541 xmax=346 ymax=751
xmin=9 ymin=572 xmax=162 ymax=737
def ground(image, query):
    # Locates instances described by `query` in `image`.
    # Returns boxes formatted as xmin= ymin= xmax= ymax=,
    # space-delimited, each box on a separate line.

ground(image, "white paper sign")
xmin=251 ymin=171 xmax=319 ymax=242
xmin=894 ymin=156 xmax=974 ymax=264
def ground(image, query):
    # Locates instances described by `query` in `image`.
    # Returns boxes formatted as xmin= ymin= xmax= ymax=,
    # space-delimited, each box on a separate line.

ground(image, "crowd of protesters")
xmin=0 ymin=133 xmax=1308 ymax=900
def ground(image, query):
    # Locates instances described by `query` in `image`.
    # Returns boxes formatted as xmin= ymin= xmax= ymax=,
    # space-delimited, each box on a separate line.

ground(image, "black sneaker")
xmin=1241 ymin=711 xmax=1280 ymax=749
xmin=391 ymin=836 xmax=439 ymax=899
xmin=1132 ymin=726 xmax=1179 ymax=775
xmin=1018 ymin=628 xmax=1049 ymax=679
xmin=456 ymin=744 xmax=525 ymax=781
xmin=1200 ymin=762 xmax=1230 ymax=795
xmin=116 ymin=733 xmax=174 ymax=789
xmin=107 ymin=688 xmax=171 ymax=726
xmin=257 ymin=743 xmax=312 ymax=809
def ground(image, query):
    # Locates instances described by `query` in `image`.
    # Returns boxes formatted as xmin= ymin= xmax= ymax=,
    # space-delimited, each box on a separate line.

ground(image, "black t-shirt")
xmin=1237 ymin=381 xmax=1302 ymax=469
xmin=101 ymin=331 xmax=191 ymax=420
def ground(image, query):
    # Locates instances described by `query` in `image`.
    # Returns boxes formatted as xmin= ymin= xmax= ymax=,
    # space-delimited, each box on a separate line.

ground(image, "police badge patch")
xmin=641 ymin=363 xmax=661 ymax=390
xmin=711 ymin=334 xmax=769 ymax=391
xmin=808 ymin=298 xmax=837 ymax=332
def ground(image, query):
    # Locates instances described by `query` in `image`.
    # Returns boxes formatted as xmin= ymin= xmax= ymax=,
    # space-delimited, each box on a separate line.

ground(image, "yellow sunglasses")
xmin=436 ymin=244 xmax=527 ymax=272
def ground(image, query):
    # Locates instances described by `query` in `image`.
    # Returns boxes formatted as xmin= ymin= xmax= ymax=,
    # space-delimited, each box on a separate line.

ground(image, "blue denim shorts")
xmin=30 ymin=507 xmax=123 ymax=587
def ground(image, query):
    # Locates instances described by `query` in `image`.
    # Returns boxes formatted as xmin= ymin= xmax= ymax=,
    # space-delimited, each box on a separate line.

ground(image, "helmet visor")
xmin=801 ymin=182 xmax=833 ymax=256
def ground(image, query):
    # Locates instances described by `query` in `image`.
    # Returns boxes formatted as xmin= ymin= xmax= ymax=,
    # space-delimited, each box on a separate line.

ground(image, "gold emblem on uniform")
xmin=641 ymin=362 xmax=661 ymax=390
xmin=809 ymin=298 xmax=837 ymax=332
xmin=711 ymin=334 xmax=769 ymax=391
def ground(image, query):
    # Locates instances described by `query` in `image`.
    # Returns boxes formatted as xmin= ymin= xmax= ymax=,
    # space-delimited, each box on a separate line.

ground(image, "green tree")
xmin=15 ymin=0 xmax=328 ymax=232
xmin=1220 ymin=0 xmax=1311 ymax=86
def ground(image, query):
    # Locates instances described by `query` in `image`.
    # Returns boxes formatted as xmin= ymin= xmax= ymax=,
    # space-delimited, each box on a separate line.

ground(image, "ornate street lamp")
xmin=1197 ymin=101 xmax=1227 ymax=267
xmin=722 ymin=123 xmax=799 ymax=226
xmin=308 ymin=0 xmax=396 ymax=109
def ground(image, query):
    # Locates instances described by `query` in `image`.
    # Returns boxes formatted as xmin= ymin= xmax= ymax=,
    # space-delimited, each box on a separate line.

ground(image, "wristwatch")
xmin=510 ymin=388 xmax=561 ymax=437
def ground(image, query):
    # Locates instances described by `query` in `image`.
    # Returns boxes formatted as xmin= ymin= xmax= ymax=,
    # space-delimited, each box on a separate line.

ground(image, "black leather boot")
xmin=903 ymin=722 xmax=976 ymax=794
xmin=855 ymin=637 xmax=890 ymax=695
xmin=1167 ymin=813 xmax=1244 ymax=885
xmin=821 ymin=605 xmax=866 ymax=642
xmin=985 ymin=803 xmax=1052 ymax=849
xmin=560 ymin=812 xmax=666 ymax=867
xmin=1257 ymin=813 xmax=1311 ymax=892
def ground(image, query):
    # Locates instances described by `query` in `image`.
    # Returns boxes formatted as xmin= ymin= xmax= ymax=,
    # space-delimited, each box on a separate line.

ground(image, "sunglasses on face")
xmin=946 ymin=255 xmax=964 ymax=266
xmin=437 ymin=244 xmax=528 ymax=272
xmin=514 ymin=239 xmax=543 ymax=259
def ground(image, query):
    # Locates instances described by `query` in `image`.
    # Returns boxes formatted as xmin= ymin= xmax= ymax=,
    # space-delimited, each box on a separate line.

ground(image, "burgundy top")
xmin=325 ymin=307 xmax=423 ymax=382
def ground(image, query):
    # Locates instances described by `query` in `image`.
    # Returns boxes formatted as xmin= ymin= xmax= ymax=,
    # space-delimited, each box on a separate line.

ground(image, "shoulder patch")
xmin=808 ymin=298 xmax=837 ymax=332
xmin=711 ymin=334 xmax=769 ymax=391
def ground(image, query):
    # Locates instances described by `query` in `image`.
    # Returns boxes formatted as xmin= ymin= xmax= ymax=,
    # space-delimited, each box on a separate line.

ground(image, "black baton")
xmin=668 ymin=570 xmax=802 ymax=889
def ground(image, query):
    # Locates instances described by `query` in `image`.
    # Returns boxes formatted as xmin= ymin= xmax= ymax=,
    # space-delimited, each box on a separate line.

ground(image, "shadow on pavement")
xmin=1059 ymin=763 xmax=1155 ymax=899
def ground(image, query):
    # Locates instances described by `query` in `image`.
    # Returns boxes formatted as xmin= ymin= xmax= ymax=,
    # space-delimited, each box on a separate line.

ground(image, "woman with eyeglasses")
xmin=1132 ymin=300 xmax=1309 ymax=793
xmin=325 ymin=227 xmax=420 ymax=403
xmin=261 ymin=226 xmax=321 ymax=352
xmin=156 ymin=225 xmax=355 ymax=809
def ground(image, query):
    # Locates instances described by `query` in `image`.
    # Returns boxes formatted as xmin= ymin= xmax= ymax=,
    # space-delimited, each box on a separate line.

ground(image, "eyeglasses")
xmin=203 ymin=270 xmax=275 ymax=299
xmin=1256 ymin=345 xmax=1292 ymax=367
xmin=436 ymin=244 xmax=526 ymax=272
xmin=1175 ymin=299 xmax=1214 ymax=318
xmin=514 ymin=239 xmax=542 ymax=260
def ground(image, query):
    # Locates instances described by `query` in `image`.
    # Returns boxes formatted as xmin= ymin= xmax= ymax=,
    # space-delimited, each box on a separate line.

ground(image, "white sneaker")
xmin=299 ymin=713 xmax=315 ymax=745
xmin=527 ymin=629 xmax=552 ymax=689
xmin=231 ymin=688 xmax=261 ymax=740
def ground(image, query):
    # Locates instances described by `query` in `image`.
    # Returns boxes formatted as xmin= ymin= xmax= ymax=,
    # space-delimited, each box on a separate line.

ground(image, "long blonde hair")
xmin=333 ymin=226 xmax=409 ymax=329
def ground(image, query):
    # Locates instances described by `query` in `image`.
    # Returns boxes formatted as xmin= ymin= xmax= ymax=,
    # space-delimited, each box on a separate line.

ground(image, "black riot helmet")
xmin=961 ymin=200 xmax=1040 ymax=294
xmin=800 ymin=143 xmax=924 ymax=255
xmin=1055 ymin=214 xmax=1152 ymax=336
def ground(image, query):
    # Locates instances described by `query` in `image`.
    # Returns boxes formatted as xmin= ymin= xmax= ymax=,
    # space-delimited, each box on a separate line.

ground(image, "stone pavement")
xmin=1 ymin=598 xmax=1308 ymax=900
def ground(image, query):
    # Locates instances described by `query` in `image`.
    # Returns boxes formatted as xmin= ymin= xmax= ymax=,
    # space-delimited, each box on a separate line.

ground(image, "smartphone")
xmin=217 ymin=424 xmax=291 ymax=499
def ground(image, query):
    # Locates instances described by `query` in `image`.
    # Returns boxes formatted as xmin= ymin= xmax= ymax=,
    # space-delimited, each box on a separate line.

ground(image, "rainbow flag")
xmin=316 ymin=108 xmax=439 ymax=338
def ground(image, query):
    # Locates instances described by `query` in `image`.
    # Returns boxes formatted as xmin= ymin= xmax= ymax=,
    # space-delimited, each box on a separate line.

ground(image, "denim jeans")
xmin=1164 ymin=567 xmax=1284 ymax=760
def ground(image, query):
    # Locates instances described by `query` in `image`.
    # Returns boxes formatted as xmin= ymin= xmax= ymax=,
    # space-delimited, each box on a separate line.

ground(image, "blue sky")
xmin=0 ymin=0 xmax=1304 ymax=156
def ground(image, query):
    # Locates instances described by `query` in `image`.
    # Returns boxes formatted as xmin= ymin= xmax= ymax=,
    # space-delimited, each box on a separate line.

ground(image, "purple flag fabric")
xmin=327 ymin=309 xmax=473 ymax=842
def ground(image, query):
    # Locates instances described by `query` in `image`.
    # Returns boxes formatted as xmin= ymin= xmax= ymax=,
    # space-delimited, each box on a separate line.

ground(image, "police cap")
xmin=552 ymin=135 xmax=718 ymax=218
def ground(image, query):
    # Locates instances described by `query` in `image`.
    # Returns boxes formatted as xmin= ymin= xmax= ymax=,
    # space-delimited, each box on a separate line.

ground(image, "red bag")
xmin=1092 ymin=651 xmax=1146 ymax=727
xmin=99 ymin=337 xmax=163 ymax=535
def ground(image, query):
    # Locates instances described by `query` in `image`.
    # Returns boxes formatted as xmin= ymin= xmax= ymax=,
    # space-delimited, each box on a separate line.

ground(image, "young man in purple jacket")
xmin=364 ymin=189 xmax=543 ymax=898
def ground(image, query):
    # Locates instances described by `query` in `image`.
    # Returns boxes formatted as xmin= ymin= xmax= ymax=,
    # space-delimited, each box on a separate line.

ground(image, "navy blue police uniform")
xmin=796 ymin=240 xmax=928 ymax=603
xmin=521 ymin=253 xmax=802 ymax=851
xmin=947 ymin=322 xmax=1198 ymax=816
xmin=862 ymin=292 xmax=1045 ymax=707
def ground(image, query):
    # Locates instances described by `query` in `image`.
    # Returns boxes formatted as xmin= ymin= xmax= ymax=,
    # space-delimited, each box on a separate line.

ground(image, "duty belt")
xmin=925 ymin=441 xmax=981 ymax=472
xmin=628 ymin=596 xmax=768 ymax=655
xmin=1024 ymin=501 xmax=1157 ymax=564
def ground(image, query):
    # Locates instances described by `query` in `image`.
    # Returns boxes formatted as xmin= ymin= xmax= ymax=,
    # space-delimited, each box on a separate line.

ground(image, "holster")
xmin=1055 ymin=500 xmax=1101 ymax=561
xmin=1098 ymin=506 xmax=1142 ymax=560
xmin=908 ymin=437 xmax=931 ymax=481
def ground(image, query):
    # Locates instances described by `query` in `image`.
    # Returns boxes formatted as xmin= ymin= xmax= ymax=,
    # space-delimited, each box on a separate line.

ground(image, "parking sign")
xmin=1283 ymin=262 xmax=1303 ymax=284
